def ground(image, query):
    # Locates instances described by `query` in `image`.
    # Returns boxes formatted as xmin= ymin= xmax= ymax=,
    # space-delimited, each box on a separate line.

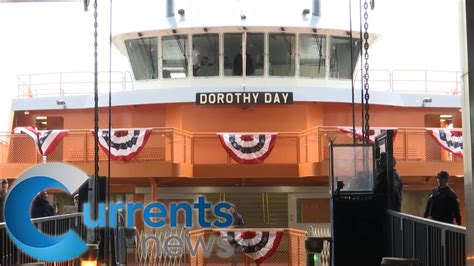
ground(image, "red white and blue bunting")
xmin=13 ymin=127 xmax=69 ymax=156
xmin=427 ymin=128 xmax=463 ymax=157
xmin=94 ymin=128 xmax=152 ymax=162
xmin=217 ymin=133 xmax=277 ymax=164
xmin=338 ymin=127 xmax=397 ymax=144
xmin=221 ymin=230 xmax=283 ymax=265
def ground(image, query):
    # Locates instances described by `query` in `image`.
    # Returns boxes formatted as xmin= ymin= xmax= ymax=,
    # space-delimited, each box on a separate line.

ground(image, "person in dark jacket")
xmin=424 ymin=171 xmax=461 ymax=225
xmin=31 ymin=190 xmax=56 ymax=218
xmin=232 ymin=47 xmax=255 ymax=76
xmin=375 ymin=153 xmax=403 ymax=211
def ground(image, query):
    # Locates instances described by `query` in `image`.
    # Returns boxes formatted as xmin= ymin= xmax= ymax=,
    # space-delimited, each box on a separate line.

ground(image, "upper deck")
xmin=10 ymin=0 xmax=461 ymax=110
xmin=12 ymin=68 xmax=461 ymax=111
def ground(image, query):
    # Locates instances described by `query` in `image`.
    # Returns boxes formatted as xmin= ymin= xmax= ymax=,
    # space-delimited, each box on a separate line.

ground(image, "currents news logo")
xmin=3 ymin=163 xmax=235 ymax=262
xmin=4 ymin=163 xmax=89 ymax=262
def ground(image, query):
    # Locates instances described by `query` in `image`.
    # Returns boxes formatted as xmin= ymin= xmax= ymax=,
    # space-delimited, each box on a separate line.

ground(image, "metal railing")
xmin=189 ymin=228 xmax=307 ymax=266
xmin=133 ymin=227 xmax=307 ymax=265
xmin=0 ymin=213 xmax=85 ymax=265
xmin=307 ymin=227 xmax=332 ymax=265
xmin=17 ymin=71 xmax=135 ymax=98
xmin=16 ymin=69 xmax=461 ymax=98
xmin=355 ymin=69 xmax=462 ymax=95
xmin=386 ymin=210 xmax=466 ymax=266
xmin=0 ymin=127 xmax=464 ymax=166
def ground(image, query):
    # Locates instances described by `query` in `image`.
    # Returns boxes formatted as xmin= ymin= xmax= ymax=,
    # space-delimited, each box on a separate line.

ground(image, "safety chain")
xmin=92 ymin=0 xmax=101 ymax=247
xmin=362 ymin=0 xmax=370 ymax=143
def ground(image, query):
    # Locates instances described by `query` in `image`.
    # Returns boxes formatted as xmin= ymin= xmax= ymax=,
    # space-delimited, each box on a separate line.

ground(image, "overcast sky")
xmin=0 ymin=0 xmax=463 ymax=131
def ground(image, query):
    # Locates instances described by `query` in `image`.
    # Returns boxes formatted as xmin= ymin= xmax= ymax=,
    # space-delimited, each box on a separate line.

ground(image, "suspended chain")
xmin=92 ymin=0 xmax=101 ymax=246
xmin=362 ymin=0 xmax=370 ymax=143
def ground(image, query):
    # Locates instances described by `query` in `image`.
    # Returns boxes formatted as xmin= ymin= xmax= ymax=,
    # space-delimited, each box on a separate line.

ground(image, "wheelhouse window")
xmin=192 ymin=34 xmax=219 ymax=77
xmin=125 ymin=37 xmax=158 ymax=80
xmin=247 ymin=33 xmax=264 ymax=76
xmin=269 ymin=33 xmax=296 ymax=76
xmin=299 ymin=34 xmax=326 ymax=78
xmin=224 ymin=33 xmax=263 ymax=77
xmin=162 ymin=35 xmax=189 ymax=79
xmin=329 ymin=36 xmax=360 ymax=79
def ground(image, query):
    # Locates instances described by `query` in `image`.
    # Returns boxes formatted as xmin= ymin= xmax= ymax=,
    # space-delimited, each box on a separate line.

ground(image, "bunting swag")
xmin=221 ymin=231 xmax=283 ymax=265
xmin=217 ymin=133 xmax=277 ymax=164
xmin=13 ymin=127 xmax=69 ymax=156
xmin=338 ymin=127 xmax=398 ymax=144
xmin=94 ymin=128 xmax=152 ymax=161
xmin=427 ymin=128 xmax=463 ymax=157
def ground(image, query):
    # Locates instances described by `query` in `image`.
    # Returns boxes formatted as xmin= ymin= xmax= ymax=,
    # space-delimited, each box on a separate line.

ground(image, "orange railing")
xmin=0 ymin=127 xmax=462 ymax=165
xmin=134 ymin=227 xmax=307 ymax=266
xmin=188 ymin=228 xmax=307 ymax=266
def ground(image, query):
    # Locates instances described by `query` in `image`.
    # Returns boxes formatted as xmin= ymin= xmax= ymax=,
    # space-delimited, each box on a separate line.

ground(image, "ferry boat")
xmin=0 ymin=0 xmax=465 ymax=264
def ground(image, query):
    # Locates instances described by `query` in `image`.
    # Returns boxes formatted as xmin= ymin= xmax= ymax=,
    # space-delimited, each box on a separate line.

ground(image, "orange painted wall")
xmin=13 ymin=102 xmax=461 ymax=132
xmin=322 ymin=103 xmax=462 ymax=128
xmin=179 ymin=103 xmax=317 ymax=132
xmin=165 ymin=104 xmax=183 ymax=128
xmin=13 ymin=105 xmax=167 ymax=130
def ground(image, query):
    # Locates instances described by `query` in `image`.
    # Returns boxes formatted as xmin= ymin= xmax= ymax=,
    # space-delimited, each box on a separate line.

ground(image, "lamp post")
xmin=80 ymin=244 xmax=99 ymax=266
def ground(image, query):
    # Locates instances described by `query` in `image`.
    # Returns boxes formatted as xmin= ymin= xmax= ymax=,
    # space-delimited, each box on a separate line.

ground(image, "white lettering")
xmin=264 ymin=93 xmax=272 ymax=103
xmin=243 ymin=93 xmax=251 ymax=103
xmin=197 ymin=92 xmax=292 ymax=105
xmin=217 ymin=93 xmax=225 ymax=104
xmin=199 ymin=94 xmax=207 ymax=104
xmin=252 ymin=93 xmax=259 ymax=103
xmin=208 ymin=94 xmax=216 ymax=104
xmin=273 ymin=93 xmax=281 ymax=103
xmin=226 ymin=93 xmax=233 ymax=103
xmin=234 ymin=93 xmax=242 ymax=104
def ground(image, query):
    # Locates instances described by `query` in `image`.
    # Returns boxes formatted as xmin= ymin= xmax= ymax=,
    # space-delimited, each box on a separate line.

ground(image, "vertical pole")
xmin=166 ymin=0 xmax=174 ymax=17
xmin=170 ymin=132 xmax=175 ymax=162
xmin=461 ymin=0 xmax=474 ymax=263
xmin=305 ymin=135 xmax=309 ymax=163
xmin=312 ymin=0 xmax=320 ymax=17
xmin=386 ymin=130 xmax=394 ymax=210
xmin=243 ymin=31 xmax=247 ymax=81
xmin=105 ymin=0 xmax=113 ymax=263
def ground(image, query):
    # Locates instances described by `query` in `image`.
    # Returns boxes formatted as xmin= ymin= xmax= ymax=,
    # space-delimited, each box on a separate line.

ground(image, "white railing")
xmin=16 ymin=70 xmax=461 ymax=98
xmin=17 ymin=71 xmax=134 ymax=98
xmin=355 ymin=69 xmax=462 ymax=95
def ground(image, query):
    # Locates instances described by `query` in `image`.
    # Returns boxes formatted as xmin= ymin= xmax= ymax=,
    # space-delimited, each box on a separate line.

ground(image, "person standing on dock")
xmin=424 ymin=171 xmax=461 ymax=225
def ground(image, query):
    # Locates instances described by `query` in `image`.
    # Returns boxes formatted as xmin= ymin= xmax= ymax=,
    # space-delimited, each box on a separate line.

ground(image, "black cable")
xmin=349 ymin=0 xmax=356 ymax=144
xmin=316 ymin=36 xmax=323 ymax=74
xmin=174 ymin=35 xmax=188 ymax=68
xmin=359 ymin=0 xmax=365 ymax=141
xmin=105 ymin=0 xmax=113 ymax=263
xmin=138 ymin=38 xmax=157 ymax=78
